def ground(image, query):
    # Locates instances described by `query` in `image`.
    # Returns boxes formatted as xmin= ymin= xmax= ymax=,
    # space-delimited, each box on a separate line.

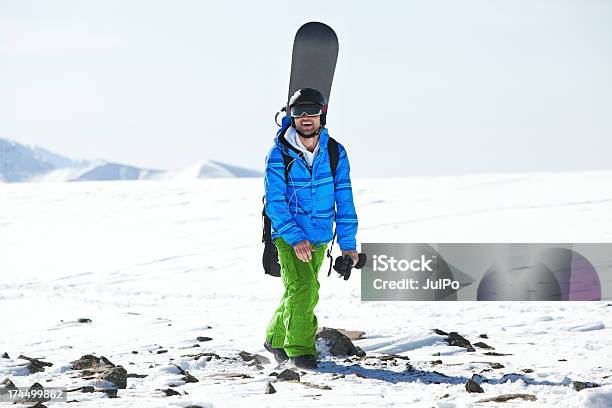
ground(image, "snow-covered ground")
xmin=1 ymin=171 xmax=611 ymax=407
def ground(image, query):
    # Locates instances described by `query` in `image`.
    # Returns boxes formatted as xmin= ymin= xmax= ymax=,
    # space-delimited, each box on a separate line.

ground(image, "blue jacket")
xmin=264 ymin=116 xmax=358 ymax=250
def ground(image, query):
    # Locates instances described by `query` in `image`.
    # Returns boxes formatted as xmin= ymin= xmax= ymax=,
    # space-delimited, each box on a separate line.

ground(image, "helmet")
xmin=288 ymin=88 xmax=328 ymax=127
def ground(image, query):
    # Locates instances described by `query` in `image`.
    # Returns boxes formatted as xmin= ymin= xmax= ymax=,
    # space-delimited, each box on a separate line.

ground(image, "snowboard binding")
xmin=333 ymin=253 xmax=367 ymax=280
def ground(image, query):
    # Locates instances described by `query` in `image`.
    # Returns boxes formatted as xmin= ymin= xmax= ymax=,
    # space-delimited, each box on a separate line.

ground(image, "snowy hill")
xmin=161 ymin=159 xmax=264 ymax=180
xmin=1 ymin=171 xmax=611 ymax=407
xmin=0 ymin=138 xmax=87 ymax=182
xmin=0 ymin=137 xmax=262 ymax=182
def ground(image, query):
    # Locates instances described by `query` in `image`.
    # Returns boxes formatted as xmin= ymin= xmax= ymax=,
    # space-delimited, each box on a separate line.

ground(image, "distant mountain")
xmin=0 ymin=138 xmax=87 ymax=182
xmin=31 ymin=160 xmax=166 ymax=182
xmin=0 ymin=137 xmax=262 ymax=182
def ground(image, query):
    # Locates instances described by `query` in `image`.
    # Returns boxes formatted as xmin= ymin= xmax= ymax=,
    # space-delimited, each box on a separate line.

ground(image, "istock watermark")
xmin=360 ymin=243 xmax=612 ymax=301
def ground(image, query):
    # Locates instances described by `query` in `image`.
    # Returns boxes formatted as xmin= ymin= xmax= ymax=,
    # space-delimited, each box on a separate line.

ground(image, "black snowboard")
xmin=287 ymin=22 xmax=339 ymax=110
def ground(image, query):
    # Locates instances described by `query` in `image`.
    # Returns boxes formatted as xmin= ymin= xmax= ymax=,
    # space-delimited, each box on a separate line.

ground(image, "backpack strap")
xmin=281 ymin=152 xmax=293 ymax=182
xmin=326 ymin=230 xmax=337 ymax=277
xmin=327 ymin=136 xmax=339 ymax=179
xmin=326 ymin=136 xmax=340 ymax=276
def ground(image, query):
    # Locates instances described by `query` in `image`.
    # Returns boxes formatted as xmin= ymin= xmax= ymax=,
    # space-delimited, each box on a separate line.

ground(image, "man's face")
xmin=294 ymin=113 xmax=321 ymax=137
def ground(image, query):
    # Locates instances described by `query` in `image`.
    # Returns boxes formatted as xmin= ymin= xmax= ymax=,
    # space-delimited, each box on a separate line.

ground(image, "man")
xmin=263 ymin=88 xmax=359 ymax=369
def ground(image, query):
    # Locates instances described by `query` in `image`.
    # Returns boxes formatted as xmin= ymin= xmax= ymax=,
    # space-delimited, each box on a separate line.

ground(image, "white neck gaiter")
xmin=285 ymin=127 xmax=320 ymax=167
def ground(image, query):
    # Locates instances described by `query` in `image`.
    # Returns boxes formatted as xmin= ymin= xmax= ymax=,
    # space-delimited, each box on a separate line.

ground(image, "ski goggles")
xmin=290 ymin=104 xmax=323 ymax=118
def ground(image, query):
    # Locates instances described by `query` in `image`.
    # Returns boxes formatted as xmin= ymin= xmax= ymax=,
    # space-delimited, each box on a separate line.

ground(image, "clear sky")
xmin=1 ymin=0 xmax=611 ymax=177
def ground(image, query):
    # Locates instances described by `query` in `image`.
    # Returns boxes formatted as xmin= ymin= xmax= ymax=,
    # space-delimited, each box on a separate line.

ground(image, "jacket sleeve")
xmin=264 ymin=147 xmax=308 ymax=247
xmin=334 ymin=143 xmax=358 ymax=251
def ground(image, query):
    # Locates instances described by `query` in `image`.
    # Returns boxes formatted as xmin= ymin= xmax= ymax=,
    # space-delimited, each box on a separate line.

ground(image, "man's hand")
xmin=342 ymin=250 xmax=359 ymax=267
xmin=294 ymin=240 xmax=314 ymax=262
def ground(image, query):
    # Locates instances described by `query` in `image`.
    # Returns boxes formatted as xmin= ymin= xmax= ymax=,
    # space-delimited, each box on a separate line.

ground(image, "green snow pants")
xmin=265 ymin=237 xmax=328 ymax=357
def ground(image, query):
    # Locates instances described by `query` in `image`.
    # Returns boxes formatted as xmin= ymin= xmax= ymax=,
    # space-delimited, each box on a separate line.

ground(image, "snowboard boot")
xmin=264 ymin=340 xmax=288 ymax=364
xmin=289 ymin=355 xmax=318 ymax=370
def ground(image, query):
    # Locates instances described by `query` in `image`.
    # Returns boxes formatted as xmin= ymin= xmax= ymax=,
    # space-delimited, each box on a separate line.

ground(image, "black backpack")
xmin=262 ymin=137 xmax=339 ymax=277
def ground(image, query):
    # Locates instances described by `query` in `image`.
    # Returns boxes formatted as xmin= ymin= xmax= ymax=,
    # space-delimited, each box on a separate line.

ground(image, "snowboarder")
xmin=264 ymin=88 xmax=359 ymax=369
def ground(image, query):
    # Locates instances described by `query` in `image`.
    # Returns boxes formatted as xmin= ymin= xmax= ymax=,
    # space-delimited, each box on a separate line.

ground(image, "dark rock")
xmin=100 ymin=366 xmax=128 ymax=389
xmin=378 ymin=354 xmax=410 ymax=361
xmin=484 ymin=352 xmax=512 ymax=356
xmin=276 ymin=368 xmax=300 ymax=382
xmin=473 ymin=342 xmax=494 ymax=350
xmin=28 ymin=382 xmax=44 ymax=390
xmin=479 ymin=334 xmax=488 ymax=339
xmin=522 ymin=368 xmax=534 ymax=373
xmin=431 ymin=360 xmax=443 ymax=365
xmin=183 ymin=372 xmax=199 ymax=383
xmin=265 ymin=382 xmax=276 ymax=394
xmin=160 ymin=388 xmax=181 ymax=396
xmin=432 ymin=328 xmax=448 ymax=335
xmin=189 ymin=352 xmax=221 ymax=361
xmin=316 ymin=327 xmax=366 ymax=357
xmin=71 ymin=354 xmax=114 ymax=371
xmin=301 ymin=381 xmax=332 ymax=390
xmin=477 ymin=362 xmax=505 ymax=369
xmin=335 ymin=329 xmax=366 ymax=340
xmin=156 ymin=350 xmax=168 ymax=354
xmin=21 ymin=382 xmax=50 ymax=403
xmin=465 ymin=379 xmax=484 ymax=393
xmin=126 ymin=373 xmax=147 ymax=378
xmin=196 ymin=336 xmax=213 ymax=342
xmin=170 ymin=364 xmax=199 ymax=383
xmin=66 ymin=386 xmax=95 ymax=393
xmin=100 ymin=357 xmax=114 ymax=366
xmin=446 ymin=332 xmax=475 ymax=352
xmin=558 ymin=358 xmax=567 ymax=362
xmin=247 ymin=361 xmax=264 ymax=370
xmin=1 ymin=377 xmax=17 ymax=391
xmin=1 ymin=352 xmax=8 ymax=359
xmin=131 ymin=351 xmax=138 ymax=354
xmin=238 ymin=351 xmax=270 ymax=365
xmin=18 ymin=355 xmax=53 ymax=374
xmin=221 ymin=373 xmax=253 ymax=379
xmin=477 ymin=394 xmax=537 ymax=403
xmin=571 ymin=381 xmax=600 ymax=391
xmin=440 ymin=393 xmax=450 ymax=399
xmin=77 ymin=318 xmax=92 ymax=323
